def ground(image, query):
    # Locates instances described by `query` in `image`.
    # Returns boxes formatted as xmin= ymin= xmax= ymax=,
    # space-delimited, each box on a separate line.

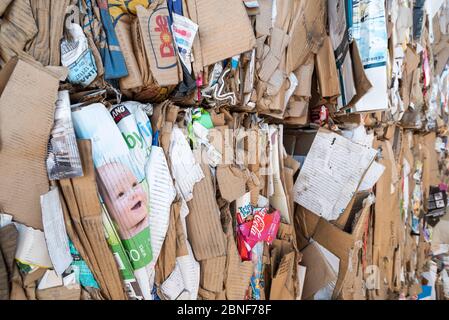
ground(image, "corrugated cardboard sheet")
xmin=0 ymin=57 xmax=59 ymax=230
xmin=224 ymin=232 xmax=253 ymax=300
xmin=192 ymin=0 xmax=256 ymax=67
xmin=155 ymin=199 xmax=189 ymax=286
xmin=0 ymin=0 xmax=38 ymax=65
xmin=186 ymin=164 xmax=227 ymax=261
xmin=199 ymin=256 xmax=226 ymax=293
xmin=373 ymin=139 xmax=400 ymax=291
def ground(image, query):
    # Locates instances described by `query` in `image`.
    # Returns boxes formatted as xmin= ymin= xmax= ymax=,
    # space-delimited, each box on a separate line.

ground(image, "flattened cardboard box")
xmin=0 ymin=57 xmax=59 ymax=230
xmin=421 ymin=132 xmax=440 ymax=189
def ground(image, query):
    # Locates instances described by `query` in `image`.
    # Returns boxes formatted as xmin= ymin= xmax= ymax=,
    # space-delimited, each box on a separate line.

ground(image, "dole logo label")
xmin=148 ymin=7 xmax=177 ymax=70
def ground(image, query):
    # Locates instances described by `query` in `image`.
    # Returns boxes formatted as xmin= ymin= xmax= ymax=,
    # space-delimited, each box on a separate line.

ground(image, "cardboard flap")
xmin=300 ymin=242 xmax=337 ymax=299
xmin=346 ymin=40 xmax=373 ymax=108
xmin=255 ymin=0 xmax=273 ymax=37
xmin=69 ymin=140 xmax=127 ymax=300
xmin=404 ymin=45 xmax=421 ymax=75
xmin=315 ymin=36 xmax=340 ymax=98
xmin=72 ymin=140 xmax=102 ymax=218
xmin=36 ymin=285 xmax=81 ymax=300
xmin=216 ymin=165 xmax=247 ymax=203
xmin=269 ymin=240 xmax=295 ymax=300
xmin=194 ymin=0 xmax=256 ymax=67
xmin=0 ymin=57 xmax=18 ymax=98
xmin=286 ymin=0 xmax=327 ymax=73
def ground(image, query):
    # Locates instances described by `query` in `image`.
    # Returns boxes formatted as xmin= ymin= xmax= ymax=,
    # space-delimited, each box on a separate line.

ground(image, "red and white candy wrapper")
xmin=237 ymin=208 xmax=281 ymax=261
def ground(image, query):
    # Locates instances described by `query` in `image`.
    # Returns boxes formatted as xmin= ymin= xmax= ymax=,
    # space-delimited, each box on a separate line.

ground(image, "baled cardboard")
xmin=115 ymin=15 xmax=144 ymax=90
xmin=193 ymin=0 xmax=256 ymax=67
xmin=155 ymin=199 xmax=188 ymax=286
xmin=22 ymin=268 xmax=47 ymax=300
xmin=258 ymin=27 xmax=290 ymax=83
xmin=315 ymin=202 xmax=371 ymax=299
xmin=224 ymin=240 xmax=253 ymax=300
xmin=0 ymin=248 xmax=7 ymax=299
xmin=404 ymin=45 xmax=421 ymax=76
xmin=0 ymin=224 xmax=18 ymax=300
xmin=223 ymin=213 xmax=253 ymax=300
xmin=283 ymin=129 xmax=318 ymax=157
xmin=198 ymin=287 xmax=219 ymax=300
xmin=183 ymin=0 xmax=204 ymax=75
xmin=255 ymin=0 xmax=273 ymax=37
xmin=0 ymin=0 xmax=13 ymax=16
xmin=421 ymin=132 xmax=441 ymax=189
xmin=26 ymin=0 xmax=70 ymax=67
xmin=293 ymin=57 xmax=315 ymax=98
xmin=59 ymin=184 xmax=98 ymax=289
xmin=283 ymin=156 xmax=300 ymax=225
xmin=0 ymin=57 xmax=59 ymax=230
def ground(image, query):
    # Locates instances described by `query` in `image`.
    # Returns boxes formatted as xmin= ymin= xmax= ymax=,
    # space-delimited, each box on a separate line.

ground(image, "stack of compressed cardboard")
xmin=1 ymin=0 xmax=449 ymax=301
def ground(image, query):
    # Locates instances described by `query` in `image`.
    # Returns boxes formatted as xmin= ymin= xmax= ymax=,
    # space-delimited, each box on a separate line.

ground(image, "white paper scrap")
xmin=172 ymin=13 xmax=198 ymax=74
xmin=41 ymin=188 xmax=73 ymax=275
xmin=293 ymin=129 xmax=377 ymax=221
xmin=15 ymin=223 xmax=53 ymax=268
xmin=0 ymin=213 xmax=13 ymax=228
xmin=169 ymin=126 xmax=204 ymax=201
xmin=161 ymin=243 xmax=200 ymax=300
xmin=146 ymin=146 xmax=176 ymax=292
xmin=147 ymin=146 xmax=176 ymax=262
xmin=359 ymin=161 xmax=385 ymax=191
xmin=38 ymin=270 xmax=63 ymax=290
